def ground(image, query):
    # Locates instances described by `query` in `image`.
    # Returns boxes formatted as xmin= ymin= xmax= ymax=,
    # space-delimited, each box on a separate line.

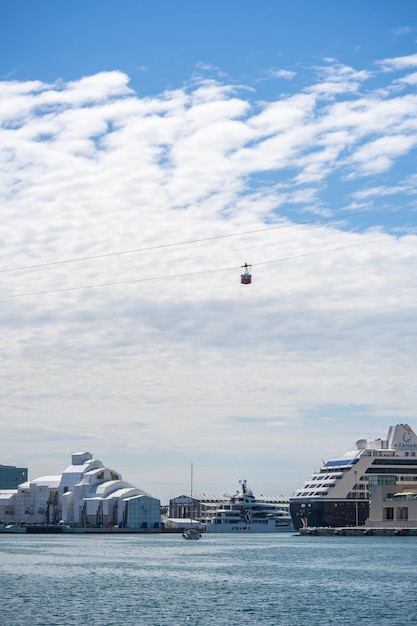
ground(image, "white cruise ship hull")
xmin=204 ymin=520 xmax=294 ymax=533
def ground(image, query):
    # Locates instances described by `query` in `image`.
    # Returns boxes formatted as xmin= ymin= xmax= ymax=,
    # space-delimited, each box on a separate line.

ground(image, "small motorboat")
xmin=1 ymin=524 xmax=26 ymax=533
xmin=182 ymin=528 xmax=202 ymax=540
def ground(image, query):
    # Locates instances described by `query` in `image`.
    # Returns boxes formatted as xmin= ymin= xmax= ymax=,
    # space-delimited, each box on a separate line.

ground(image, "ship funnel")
xmin=387 ymin=424 xmax=417 ymax=454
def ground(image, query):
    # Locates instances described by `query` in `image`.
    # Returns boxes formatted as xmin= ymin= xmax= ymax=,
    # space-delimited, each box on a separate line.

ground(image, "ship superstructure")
xmin=202 ymin=480 xmax=294 ymax=533
xmin=290 ymin=424 xmax=417 ymax=530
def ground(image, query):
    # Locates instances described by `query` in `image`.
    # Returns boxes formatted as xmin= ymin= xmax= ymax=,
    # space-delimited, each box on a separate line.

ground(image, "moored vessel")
xmin=202 ymin=480 xmax=294 ymax=533
xmin=290 ymin=423 xmax=417 ymax=530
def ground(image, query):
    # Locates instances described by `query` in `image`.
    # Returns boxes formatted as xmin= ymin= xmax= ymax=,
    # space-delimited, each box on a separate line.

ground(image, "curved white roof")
xmin=60 ymin=459 xmax=105 ymax=488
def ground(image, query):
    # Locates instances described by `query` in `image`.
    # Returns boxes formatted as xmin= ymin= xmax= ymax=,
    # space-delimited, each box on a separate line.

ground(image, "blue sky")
xmin=3 ymin=2 xmax=415 ymax=89
xmin=1 ymin=1 xmax=417 ymax=503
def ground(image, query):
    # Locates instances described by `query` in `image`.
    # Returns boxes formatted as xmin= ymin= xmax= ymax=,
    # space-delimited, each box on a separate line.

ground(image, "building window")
xmin=383 ymin=507 xmax=394 ymax=520
xmin=397 ymin=507 xmax=408 ymax=521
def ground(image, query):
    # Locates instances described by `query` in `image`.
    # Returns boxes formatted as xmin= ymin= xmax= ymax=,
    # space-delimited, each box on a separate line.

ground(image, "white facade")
xmin=0 ymin=452 xmax=160 ymax=530
xmin=367 ymin=484 xmax=417 ymax=528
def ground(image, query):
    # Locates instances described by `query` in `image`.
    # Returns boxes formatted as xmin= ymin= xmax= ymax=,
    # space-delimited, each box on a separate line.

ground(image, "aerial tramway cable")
xmin=0 ymin=235 xmax=390 ymax=300
xmin=0 ymin=204 xmax=405 ymax=277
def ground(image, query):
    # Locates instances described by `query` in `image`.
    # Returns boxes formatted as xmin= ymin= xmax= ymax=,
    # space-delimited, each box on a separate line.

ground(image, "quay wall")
xmin=299 ymin=526 xmax=417 ymax=536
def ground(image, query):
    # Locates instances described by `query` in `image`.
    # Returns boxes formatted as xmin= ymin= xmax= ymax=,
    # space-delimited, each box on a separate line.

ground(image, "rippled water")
xmin=1 ymin=532 xmax=417 ymax=625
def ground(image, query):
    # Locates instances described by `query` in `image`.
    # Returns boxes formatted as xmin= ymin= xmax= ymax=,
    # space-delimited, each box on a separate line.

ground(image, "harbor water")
xmin=1 ymin=532 xmax=416 ymax=625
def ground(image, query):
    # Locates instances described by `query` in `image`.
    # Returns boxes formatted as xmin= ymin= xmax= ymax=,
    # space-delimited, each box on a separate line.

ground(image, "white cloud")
xmin=392 ymin=26 xmax=416 ymax=36
xmin=306 ymin=61 xmax=371 ymax=97
xmin=2 ymin=60 xmax=417 ymax=501
xmin=397 ymin=71 xmax=417 ymax=86
xmin=349 ymin=134 xmax=417 ymax=174
xmin=266 ymin=69 xmax=296 ymax=80
xmin=351 ymin=184 xmax=414 ymax=200
xmin=379 ymin=53 xmax=417 ymax=71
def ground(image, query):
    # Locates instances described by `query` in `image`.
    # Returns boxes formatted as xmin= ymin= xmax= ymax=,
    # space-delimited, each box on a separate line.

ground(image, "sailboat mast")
xmin=190 ymin=462 xmax=193 ymax=522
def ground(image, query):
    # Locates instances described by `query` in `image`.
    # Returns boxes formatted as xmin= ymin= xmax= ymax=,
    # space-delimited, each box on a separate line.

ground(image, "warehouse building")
xmin=0 ymin=452 xmax=160 ymax=531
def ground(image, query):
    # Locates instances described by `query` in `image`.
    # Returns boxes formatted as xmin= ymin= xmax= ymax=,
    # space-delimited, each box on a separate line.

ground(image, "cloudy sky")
xmin=1 ymin=1 xmax=417 ymax=503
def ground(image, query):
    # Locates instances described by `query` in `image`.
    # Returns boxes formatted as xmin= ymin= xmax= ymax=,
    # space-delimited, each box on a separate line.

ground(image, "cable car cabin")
xmin=241 ymin=263 xmax=252 ymax=284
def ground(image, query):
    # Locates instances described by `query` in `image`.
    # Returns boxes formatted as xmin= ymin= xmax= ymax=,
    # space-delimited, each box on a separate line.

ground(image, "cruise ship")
xmin=202 ymin=480 xmax=294 ymax=533
xmin=290 ymin=424 xmax=417 ymax=530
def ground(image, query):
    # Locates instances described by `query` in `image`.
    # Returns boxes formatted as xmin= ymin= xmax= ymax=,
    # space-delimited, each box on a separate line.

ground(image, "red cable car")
xmin=241 ymin=263 xmax=252 ymax=284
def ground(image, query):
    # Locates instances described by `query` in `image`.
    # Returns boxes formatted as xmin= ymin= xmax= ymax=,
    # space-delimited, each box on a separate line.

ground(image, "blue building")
xmin=0 ymin=464 xmax=28 ymax=489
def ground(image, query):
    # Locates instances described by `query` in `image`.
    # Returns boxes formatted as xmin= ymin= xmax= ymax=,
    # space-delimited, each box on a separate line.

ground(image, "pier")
xmin=299 ymin=526 xmax=417 ymax=536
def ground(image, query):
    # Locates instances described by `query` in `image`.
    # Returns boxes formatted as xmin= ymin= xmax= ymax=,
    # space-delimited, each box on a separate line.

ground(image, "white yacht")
xmin=290 ymin=423 xmax=417 ymax=530
xmin=202 ymin=480 xmax=294 ymax=533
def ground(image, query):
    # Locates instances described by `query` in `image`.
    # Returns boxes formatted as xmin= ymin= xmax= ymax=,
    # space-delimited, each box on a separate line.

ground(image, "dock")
xmin=299 ymin=526 xmax=417 ymax=536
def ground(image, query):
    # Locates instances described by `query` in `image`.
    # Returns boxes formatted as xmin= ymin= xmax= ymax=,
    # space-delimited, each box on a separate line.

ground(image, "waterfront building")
xmin=0 ymin=451 xmax=160 ymax=530
xmin=366 ymin=473 xmax=417 ymax=528
xmin=367 ymin=483 xmax=417 ymax=528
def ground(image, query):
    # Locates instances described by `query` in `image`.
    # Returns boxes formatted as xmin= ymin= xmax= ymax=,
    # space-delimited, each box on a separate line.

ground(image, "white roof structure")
xmin=28 ymin=476 xmax=61 ymax=488
xmin=0 ymin=491 xmax=15 ymax=504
